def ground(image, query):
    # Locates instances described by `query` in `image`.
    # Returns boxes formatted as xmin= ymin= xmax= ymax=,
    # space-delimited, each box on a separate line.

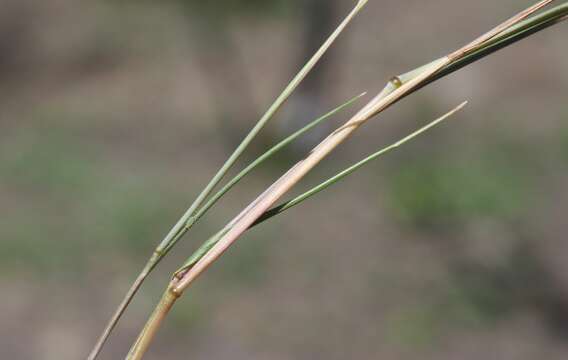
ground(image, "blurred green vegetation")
xmin=559 ymin=126 xmax=568 ymax=161
xmin=0 ymin=125 xmax=182 ymax=274
xmin=0 ymin=127 xmax=96 ymax=195
xmin=177 ymin=0 xmax=293 ymax=18
xmin=385 ymin=141 xmax=537 ymax=230
xmin=213 ymin=231 xmax=271 ymax=288
xmin=111 ymin=0 xmax=297 ymax=19
xmin=382 ymin=126 xmax=568 ymax=347
xmin=386 ymin=244 xmax=548 ymax=348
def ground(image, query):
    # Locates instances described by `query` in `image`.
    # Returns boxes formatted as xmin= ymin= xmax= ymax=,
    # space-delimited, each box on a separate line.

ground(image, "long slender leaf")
xmin=255 ymin=102 xmax=467 ymax=226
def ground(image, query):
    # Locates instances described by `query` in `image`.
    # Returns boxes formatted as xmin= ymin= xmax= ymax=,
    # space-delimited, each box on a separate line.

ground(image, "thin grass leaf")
xmin=254 ymin=101 xmax=468 ymax=226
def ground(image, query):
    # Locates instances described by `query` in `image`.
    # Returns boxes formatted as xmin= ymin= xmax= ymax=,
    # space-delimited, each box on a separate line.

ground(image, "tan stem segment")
xmin=171 ymin=57 xmax=451 ymax=295
xmin=125 ymin=287 xmax=180 ymax=360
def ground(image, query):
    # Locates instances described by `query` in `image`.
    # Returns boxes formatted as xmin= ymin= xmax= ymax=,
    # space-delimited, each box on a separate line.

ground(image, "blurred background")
xmin=1 ymin=0 xmax=567 ymax=359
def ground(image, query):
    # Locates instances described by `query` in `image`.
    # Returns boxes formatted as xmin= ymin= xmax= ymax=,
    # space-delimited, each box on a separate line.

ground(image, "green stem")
xmin=87 ymin=255 xmax=158 ymax=360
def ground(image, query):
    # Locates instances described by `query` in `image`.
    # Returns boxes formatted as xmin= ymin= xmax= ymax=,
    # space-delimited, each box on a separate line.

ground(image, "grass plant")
xmin=86 ymin=1 xmax=567 ymax=359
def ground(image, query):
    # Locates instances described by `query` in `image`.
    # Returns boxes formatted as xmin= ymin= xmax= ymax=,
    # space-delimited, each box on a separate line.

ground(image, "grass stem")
xmin=125 ymin=288 xmax=179 ymax=360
